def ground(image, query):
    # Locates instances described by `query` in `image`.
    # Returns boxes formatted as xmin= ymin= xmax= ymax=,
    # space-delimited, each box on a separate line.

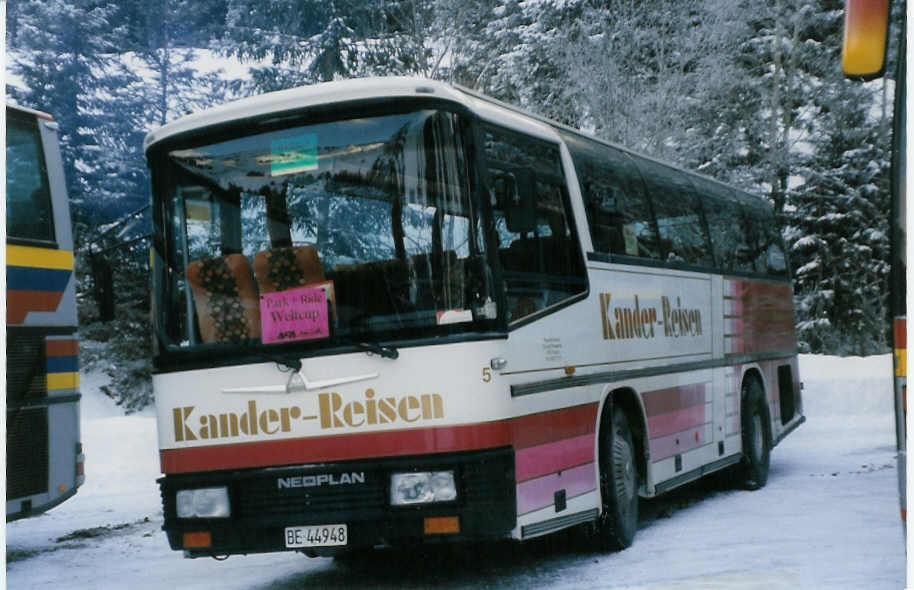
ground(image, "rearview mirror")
xmin=842 ymin=0 xmax=890 ymax=79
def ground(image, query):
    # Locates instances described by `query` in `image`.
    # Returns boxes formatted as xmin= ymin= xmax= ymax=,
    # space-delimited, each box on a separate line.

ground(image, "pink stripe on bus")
xmin=516 ymin=462 xmax=597 ymax=516
xmin=649 ymin=427 xmax=708 ymax=461
xmin=647 ymin=405 xmax=706 ymax=439
xmin=515 ymin=433 xmax=595 ymax=482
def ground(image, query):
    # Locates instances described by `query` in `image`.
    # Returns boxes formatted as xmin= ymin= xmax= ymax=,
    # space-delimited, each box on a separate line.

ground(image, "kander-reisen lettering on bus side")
xmin=600 ymin=293 xmax=703 ymax=340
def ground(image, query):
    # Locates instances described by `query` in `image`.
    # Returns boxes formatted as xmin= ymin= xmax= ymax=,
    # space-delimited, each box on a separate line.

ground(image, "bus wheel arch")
xmin=737 ymin=371 xmax=772 ymax=490
xmin=592 ymin=387 xmax=647 ymax=550
xmin=603 ymin=388 xmax=648 ymax=488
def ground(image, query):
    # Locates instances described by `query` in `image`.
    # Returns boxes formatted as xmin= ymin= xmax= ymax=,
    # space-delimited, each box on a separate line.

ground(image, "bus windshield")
xmin=6 ymin=110 xmax=54 ymax=242
xmin=154 ymin=107 xmax=499 ymax=359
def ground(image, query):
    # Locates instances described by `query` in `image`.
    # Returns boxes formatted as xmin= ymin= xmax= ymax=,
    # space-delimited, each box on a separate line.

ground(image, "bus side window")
xmin=483 ymin=125 xmax=586 ymax=322
xmin=701 ymin=183 xmax=757 ymax=274
xmin=744 ymin=207 xmax=789 ymax=277
xmin=561 ymin=134 xmax=660 ymax=260
xmin=636 ymin=159 xmax=713 ymax=267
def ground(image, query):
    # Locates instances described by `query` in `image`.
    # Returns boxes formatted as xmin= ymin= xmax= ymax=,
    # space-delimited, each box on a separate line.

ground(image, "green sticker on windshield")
xmin=270 ymin=134 xmax=318 ymax=176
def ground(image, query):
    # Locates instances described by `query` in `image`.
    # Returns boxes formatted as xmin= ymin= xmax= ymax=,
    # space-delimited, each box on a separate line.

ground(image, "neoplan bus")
xmin=144 ymin=77 xmax=804 ymax=557
xmin=6 ymin=103 xmax=84 ymax=521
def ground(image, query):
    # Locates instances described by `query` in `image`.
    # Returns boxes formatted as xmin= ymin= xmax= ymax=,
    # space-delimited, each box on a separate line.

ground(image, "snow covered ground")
xmin=5 ymin=355 xmax=906 ymax=589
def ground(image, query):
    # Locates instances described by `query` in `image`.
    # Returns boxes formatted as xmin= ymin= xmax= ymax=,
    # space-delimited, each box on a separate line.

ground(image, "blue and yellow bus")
xmin=6 ymin=103 xmax=84 ymax=521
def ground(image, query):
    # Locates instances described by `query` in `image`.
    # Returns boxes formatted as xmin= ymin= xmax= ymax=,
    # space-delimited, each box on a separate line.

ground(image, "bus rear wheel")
xmin=737 ymin=379 xmax=771 ymax=490
xmin=593 ymin=408 xmax=639 ymax=550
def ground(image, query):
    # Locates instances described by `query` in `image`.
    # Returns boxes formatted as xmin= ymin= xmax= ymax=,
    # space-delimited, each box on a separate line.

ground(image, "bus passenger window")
xmin=704 ymin=196 xmax=756 ymax=274
xmin=483 ymin=125 xmax=586 ymax=322
xmin=637 ymin=160 xmax=713 ymax=267
xmin=744 ymin=207 xmax=789 ymax=277
xmin=561 ymin=134 xmax=660 ymax=260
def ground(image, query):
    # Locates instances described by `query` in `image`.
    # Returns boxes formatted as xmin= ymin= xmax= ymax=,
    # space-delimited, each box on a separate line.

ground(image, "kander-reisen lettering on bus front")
xmin=172 ymin=390 xmax=446 ymax=441
xmin=145 ymin=77 xmax=803 ymax=560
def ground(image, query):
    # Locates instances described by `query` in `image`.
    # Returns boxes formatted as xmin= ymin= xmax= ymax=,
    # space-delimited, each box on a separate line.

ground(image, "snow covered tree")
xmin=131 ymin=0 xmax=236 ymax=126
xmin=8 ymin=0 xmax=148 ymax=222
xmin=771 ymin=0 xmax=892 ymax=354
xmin=221 ymin=0 xmax=361 ymax=90
xmin=787 ymin=77 xmax=890 ymax=355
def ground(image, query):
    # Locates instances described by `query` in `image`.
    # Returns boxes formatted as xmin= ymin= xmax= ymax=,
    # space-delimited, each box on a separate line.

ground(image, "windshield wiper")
xmin=331 ymin=334 xmax=399 ymax=359
xmin=337 ymin=314 xmax=399 ymax=359
xmin=257 ymin=351 xmax=304 ymax=372
xmin=353 ymin=340 xmax=399 ymax=359
xmin=235 ymin=341 xmax=303 ymax=372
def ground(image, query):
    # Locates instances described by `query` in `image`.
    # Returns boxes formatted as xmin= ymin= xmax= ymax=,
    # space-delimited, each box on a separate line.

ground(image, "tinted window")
xmin=745 ymin=205 xmax=789 ymax=277
xmin=698 ymin=179 xmax=757 ymax=274
xmin=697 ymin=176 xmax=787 ymax=278
xmin=636 ymin=159 xmax=713 ymax=266
xmin=562 ymin=133 xmax=661 ymax=259
xmin=6 ymin=110 xmax=54 ymax=242
xmin=484 ymin=125 xmax=586 ymax=322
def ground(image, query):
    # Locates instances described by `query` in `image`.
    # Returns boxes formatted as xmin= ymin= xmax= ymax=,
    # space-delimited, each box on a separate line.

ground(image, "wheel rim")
xmin=612 ymin=436 xmax=635 ymax=503
xmin=752 ymin=413 xmax=764 ymax=459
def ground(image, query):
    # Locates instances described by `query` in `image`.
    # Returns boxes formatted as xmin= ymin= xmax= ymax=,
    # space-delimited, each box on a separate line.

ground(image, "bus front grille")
xmin=239 ymin=479 xmax=388 ymax=517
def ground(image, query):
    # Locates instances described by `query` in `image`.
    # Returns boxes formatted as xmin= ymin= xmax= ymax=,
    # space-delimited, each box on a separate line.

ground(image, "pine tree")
xmin=9 ymin=0 xmax=147 ymax=222
xmin=787 ymin=76 xmax=890 ymax=354
xmin=221 ymin=0 xmax=360 ymax=90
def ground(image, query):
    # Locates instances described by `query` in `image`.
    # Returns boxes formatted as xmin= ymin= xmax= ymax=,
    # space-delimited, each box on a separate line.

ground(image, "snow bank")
xmin=6 ymin=354 xmax=902 ymax=590
xmin=798 ymin=353 xmax=894 ymax=417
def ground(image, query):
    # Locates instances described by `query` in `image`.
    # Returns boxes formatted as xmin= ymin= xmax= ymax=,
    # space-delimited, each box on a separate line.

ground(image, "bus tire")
xmin=737 ymin=379 xmax=771 ymax=490
xmin=594 ymin=408 xmax=639 ymax=550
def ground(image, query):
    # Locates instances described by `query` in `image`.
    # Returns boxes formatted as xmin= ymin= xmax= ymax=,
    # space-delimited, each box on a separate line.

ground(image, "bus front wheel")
xmin=594 ymin=408 xmax=639 ymax=550
xmin=737 ymin=379 xmax=771 ymax=490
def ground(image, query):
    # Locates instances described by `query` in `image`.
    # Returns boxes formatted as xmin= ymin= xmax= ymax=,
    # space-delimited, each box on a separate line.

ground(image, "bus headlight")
xmin=390 ymin=471 xmax=457 ymax=505
xmin=176 ymin=487 xmax=231 ymax=518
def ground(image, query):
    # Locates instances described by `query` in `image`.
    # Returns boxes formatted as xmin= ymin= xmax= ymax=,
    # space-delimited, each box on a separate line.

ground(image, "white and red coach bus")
xmin=144 ymin=77 xmax=804 ymax=557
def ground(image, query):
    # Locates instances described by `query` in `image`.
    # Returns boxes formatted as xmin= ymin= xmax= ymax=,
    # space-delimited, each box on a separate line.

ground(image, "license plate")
xmin=284 ymin=524 xmax=348 ymax=548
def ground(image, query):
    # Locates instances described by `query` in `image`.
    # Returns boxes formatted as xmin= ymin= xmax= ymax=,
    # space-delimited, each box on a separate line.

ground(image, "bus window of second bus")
xmin=6 ymin=111 xmax=55 ymax=243
xmin=483 ymin=125 xmax=586 ymax=322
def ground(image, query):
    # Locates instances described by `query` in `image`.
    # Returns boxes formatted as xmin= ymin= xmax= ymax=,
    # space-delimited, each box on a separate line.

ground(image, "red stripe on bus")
xmin=894 ymin=318 xmax=906 ymax=348
xmin=516 ymin=462 xmax=597 ymax=515
xmin=642 ymin=383 xmax=706 ymax=417
xmin=7 ymin=290 xmax=65 ymax=324
xmin=46 ymin=339 xmax=79 ymax=356
xmin=723 ymin=278 xmax=797 ymax=355
xmin=647 ymin=405 xmax=706 ymax=439
xmin=160 ymin=402 xmax=599 ymax=474
xmin=515 ymin=433 xmax=595 ymax=482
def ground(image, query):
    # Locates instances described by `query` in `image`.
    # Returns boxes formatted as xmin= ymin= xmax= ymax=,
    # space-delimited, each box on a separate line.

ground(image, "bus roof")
xmin=143 ymin=76 xmax=771 ymax=212
xmin=6 ymin=102 xmax=54 ymax=121
xmin=142 ymin=77 xmax=474 ymax=152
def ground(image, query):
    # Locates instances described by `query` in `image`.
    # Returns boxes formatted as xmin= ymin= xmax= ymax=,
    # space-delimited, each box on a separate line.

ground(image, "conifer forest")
xmin=6 ymin=0 xmax=903 ymax=411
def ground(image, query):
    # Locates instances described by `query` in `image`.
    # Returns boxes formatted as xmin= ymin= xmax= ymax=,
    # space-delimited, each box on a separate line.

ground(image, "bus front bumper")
xmin=158 ymin=446 xmax=516 ymax=557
